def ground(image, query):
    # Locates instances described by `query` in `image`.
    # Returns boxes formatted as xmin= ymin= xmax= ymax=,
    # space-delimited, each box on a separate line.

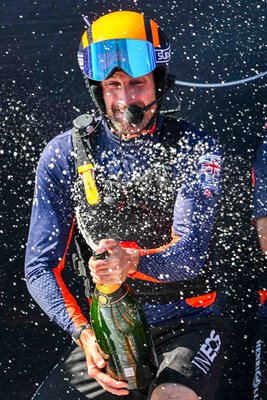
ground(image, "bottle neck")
xmin=93 ymin=252 xmax=121 ymax=294
xmin=96 ymin=283 xmax=121 ymax=294
xmin=95 ymin=283 xmax=130 ymax=306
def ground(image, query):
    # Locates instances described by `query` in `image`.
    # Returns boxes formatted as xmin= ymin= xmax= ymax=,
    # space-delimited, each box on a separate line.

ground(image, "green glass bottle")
xmin=90 ymin=254 xmax=158 ymax=390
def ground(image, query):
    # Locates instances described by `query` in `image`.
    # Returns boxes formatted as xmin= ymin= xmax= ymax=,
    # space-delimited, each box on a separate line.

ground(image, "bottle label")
xmin=124 ymin=367 xmax=135 ymax=378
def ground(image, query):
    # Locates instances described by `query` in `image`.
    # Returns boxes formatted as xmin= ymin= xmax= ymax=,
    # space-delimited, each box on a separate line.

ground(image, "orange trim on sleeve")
xmin=120 ymin=232 xmax=180 ymax=282
xmin=53 ymin=269 xmax=89 ymax=327
xmin=54 ymin=217 xmax=76 ymax=272
xmin=185 ymin=291 xmax=217 ymax=308
xmin=53 ymin=217 xmax=89 ymax=328
xmin=119 ymin=242 xmax=163 ymax=282
xmin=252 ymin=167 xmax=255 ymax=187
xmin=120 ymin=238 xmax=216 ymax=300
xmin=120 ymin=231 xmax=180 ymax=257
xmin=258 ymin=290 xmax=267 ymax=305
xmin=128 ymin=271 xmax=163 ymax=283
xmin=119 ymin=241 xmax=141 ymax=251
xmin=139 ymin=234 xmax=180 ymax=256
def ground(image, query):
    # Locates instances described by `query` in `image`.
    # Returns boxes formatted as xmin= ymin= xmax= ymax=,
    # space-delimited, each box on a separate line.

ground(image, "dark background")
xmin=1 ymin=0 xmax=266 ymax=399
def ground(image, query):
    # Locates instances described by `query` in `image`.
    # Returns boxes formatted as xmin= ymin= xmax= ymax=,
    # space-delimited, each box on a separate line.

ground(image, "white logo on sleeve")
xmin=253 ymin=339 xmax=263 ymax=399
xmin=191 ymin=330 xmax=221 ymax=374
xmin=198 ymin=154 xmax=221 ymax=192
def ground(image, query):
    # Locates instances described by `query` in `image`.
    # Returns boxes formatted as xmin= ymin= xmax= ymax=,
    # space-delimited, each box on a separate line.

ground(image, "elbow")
xmin=24 ymin=262 xmax=42 ymax=292
xmin=181 ymin=251 xmax=207 ymax=281
xmin=183 ymin=266 xmax=199 ymax=281
xmin=24 ymin=266 xmax=35 ymax=294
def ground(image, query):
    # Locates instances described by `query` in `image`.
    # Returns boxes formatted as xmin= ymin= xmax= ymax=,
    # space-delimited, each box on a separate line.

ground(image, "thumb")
xmin=80 ymin=329 xmax=106 ymax=369
xmin=85 ymin=340 xmax=106 ymax=369
xmin=91 ymin=346 xmax=106 ymax=369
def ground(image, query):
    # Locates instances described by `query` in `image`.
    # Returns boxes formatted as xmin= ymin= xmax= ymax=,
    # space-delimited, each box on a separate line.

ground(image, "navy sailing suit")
xmin=25 ymin=115 xmax=225 ymax=400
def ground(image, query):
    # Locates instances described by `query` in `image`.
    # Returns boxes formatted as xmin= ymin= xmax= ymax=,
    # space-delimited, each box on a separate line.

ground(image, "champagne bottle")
xmin=90 ymin=252 xmax=158 ymax=390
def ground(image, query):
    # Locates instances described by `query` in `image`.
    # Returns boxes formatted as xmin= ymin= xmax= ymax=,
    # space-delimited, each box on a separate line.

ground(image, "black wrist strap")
xmin=72 ymin=324 xmax=91 ymax=342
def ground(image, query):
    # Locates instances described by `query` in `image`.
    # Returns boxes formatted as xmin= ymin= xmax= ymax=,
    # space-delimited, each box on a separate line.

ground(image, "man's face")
xmin=101 ymin=70 xmax=157 ymax=138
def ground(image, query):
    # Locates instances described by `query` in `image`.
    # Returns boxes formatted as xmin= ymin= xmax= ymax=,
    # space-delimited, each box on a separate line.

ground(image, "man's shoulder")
xmin=162 ymin=116 xmax=219 ymax=148
xmin=38 ymin=129 xmax=74 ymax=170
xmin=42 ymin=129 xmax=72 ymax=155
xmin=45 ymin=129 xmax=73 ymax=149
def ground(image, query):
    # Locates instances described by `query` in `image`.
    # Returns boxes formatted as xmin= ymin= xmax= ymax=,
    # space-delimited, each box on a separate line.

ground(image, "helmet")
xmin=77 ymin=11 xmax=171 ymax=115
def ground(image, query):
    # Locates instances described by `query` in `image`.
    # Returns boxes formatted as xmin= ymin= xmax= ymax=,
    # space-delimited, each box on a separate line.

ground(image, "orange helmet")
xmin=77 ymin=11 xmax=171 ymax=114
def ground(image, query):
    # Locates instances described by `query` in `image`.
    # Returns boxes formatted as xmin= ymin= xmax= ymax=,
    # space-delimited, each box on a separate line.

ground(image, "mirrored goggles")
xmin=83 ymin=38 xmax=157 ymax=81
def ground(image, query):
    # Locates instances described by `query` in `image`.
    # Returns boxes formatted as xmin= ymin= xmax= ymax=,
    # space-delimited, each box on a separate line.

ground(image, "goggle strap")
xmin=87 ymin=25 xmax=93 ymax=44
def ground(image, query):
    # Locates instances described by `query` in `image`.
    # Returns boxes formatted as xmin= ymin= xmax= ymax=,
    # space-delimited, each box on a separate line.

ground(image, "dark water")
xmin=1 ymin=0 xmax=266 ymax=399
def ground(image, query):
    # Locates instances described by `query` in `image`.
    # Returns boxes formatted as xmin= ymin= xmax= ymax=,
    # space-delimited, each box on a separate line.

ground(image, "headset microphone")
xmin=124 ymin=104 xmax=145 ymax=125
xmin=123 ymin=96 xmax=163 ymax=125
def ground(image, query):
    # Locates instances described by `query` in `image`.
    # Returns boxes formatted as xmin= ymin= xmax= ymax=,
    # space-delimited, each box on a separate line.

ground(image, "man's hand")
xmin=88 ymin=239 xmax=139 ymax=284
xmin=78 ymin=328 xmax=129 ymax=395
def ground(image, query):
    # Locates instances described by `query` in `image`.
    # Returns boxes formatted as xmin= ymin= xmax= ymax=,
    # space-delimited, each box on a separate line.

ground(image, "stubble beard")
xmin=108 ymin=105 xmax=156 ymax=138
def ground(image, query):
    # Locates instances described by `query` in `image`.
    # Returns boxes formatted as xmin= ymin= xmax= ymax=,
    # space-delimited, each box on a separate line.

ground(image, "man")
xmin=25 ymin=10 xmax=225 ymax=400
xmin=252 ymin=132 xmax=267 ymax=399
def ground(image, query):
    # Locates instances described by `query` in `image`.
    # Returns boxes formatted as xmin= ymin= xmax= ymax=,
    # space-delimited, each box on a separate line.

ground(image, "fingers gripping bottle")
xmin=90 ymin=252 xmax=158 ymax=390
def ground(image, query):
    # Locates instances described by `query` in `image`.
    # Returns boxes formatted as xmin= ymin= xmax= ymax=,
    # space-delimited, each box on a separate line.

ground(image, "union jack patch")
xmin=198 ymin=154 xmax=221 ymax=192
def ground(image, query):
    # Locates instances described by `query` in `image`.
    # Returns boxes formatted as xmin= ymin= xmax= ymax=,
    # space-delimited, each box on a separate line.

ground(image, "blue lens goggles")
xmin=83 ymin=38 xmax=157 ymax=81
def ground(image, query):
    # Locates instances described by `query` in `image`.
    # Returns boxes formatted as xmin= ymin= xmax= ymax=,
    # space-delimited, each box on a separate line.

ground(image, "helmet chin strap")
xmin=105 ymin=76 xmax=175 ymax=136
